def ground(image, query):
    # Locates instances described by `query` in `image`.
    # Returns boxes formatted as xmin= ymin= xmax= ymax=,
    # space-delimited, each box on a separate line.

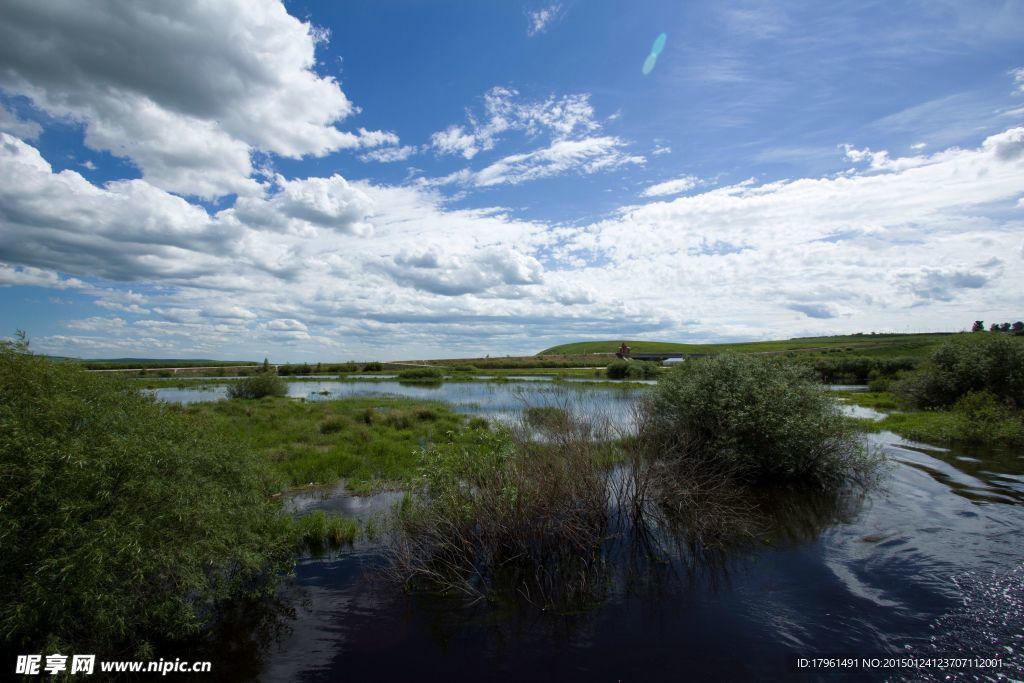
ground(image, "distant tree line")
xmin=972 ymin=321 xmax=1024 ymax=334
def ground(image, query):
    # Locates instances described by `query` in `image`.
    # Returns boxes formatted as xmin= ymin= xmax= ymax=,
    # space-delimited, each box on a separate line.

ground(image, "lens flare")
xmin=651 ymin=32 xmax=667 ymax=56
xmin=642 ymin=53 xmax=657 ymax=75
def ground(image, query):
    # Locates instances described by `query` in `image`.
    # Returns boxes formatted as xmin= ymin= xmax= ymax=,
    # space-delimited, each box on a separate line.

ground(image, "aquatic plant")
xmin=397 ymin=367 xmax=444 ymax=382
xmin=606 ymin=360 xmax=659 ymax=380
xmin=642 ymin=354 xmax=874 ymax=485
xmin=386 ymin=421 xmax=612 ymax=609
xmin=227 ymin=372 xmax=288 ymax=399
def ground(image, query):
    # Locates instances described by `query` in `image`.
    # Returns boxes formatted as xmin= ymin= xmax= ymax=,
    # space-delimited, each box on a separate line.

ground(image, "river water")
xmin=156 ymin=381 xmax=1023 ymax=681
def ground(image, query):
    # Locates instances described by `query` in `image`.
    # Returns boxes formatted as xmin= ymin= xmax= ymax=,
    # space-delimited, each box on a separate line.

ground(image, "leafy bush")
xmin=397 ymin=367 xmax=444 ymax=382
xmin=0 ymin=344 xmax=290 ymax=655
xmin=227 ymin=372 xmax=288 ymax=399
xmin=897 ymin=334 xmax=1024 ymax=408
xmin=951 ymin=391 xmax=1024 ymax=444
xmin=361 ymin=362 xmax=383 ymax=372
xmin=643 ymin=354 xmax=869 ymax=484
xmin=606 ymin=360 xmax=659 ymax=380
xmin=334 ymin=363 xmax=359 ymax=374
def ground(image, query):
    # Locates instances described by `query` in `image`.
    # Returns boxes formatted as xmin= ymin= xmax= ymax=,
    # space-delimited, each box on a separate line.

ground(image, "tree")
xmin=262 ymin=357 xmax=270 ymax=373
xmin=1013 ymin=322 xmax=1023 ymax=334
xmin=990 ymin=322 xmax=1000 ymax=332
xmin=1000 ymin=322 xmax=1012 ymax=332
xmin=972 ymin=321 xmax=985 ymax=332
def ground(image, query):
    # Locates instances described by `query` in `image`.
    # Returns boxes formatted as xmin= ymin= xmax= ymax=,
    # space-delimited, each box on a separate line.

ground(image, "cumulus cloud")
xmin=0 ymin=0 xmax=393 ymax=198
xmin=382 ymin=247 xmax=544 ymax=296
xmin=6 ymin=127 xmax=1024 ymax=359
xmin=229 ymin=174 xmax=374 ymax=236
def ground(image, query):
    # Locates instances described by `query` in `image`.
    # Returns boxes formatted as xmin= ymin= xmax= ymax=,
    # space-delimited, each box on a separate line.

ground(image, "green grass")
xmin=833 ymin=390 xmax=1024 ymax=446
xmin=539 ymin=333 xmax=956 ymax=359
xmin=180 ymin=396 xmax=482 ymax=493
xmin=830 ymin=391 xmax=902 ymax=410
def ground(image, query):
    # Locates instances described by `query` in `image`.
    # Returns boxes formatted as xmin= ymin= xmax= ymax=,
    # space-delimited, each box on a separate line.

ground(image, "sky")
xmin=0 ymin=0 xmax=1022 ymax=362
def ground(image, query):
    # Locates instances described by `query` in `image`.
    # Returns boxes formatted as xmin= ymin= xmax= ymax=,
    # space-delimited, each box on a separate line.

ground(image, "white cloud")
xmin=527 ymin=4 xmax=564 ymax=36
xmin=7 ymin=128 xmax=1024 ymax=359
xmin=1011 ymin=66 xmax=1024 ymax=93
xmin=641 ymin=175 xmax=699 ymax=198
xmin=359 ymin=145 xmax=418 ymax=163
xmin=0 ymin=103 xmax=41 ymax=140
xmin=430 ymin=87 xmax=600 ymax=159
xmin=436 ymin=136 xmax=644 ymax=188
xmin=0 ymin=0 xmax=393 ymax=198
xmin=652 ymin=144 xmax=672 ymax=156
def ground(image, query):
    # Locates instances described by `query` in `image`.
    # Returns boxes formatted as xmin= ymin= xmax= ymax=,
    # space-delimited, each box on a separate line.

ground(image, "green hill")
xmin=538 ymin=333 xmax=957 ymax=359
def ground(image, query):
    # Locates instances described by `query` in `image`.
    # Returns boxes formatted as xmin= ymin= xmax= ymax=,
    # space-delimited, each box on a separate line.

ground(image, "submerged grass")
xmin=181 ymin=396 xmax=481 ymax=493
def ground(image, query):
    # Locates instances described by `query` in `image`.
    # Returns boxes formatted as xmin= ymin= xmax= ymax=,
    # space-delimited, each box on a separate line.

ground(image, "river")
xmin=156 ymin=380 xmax=1023 ymax=681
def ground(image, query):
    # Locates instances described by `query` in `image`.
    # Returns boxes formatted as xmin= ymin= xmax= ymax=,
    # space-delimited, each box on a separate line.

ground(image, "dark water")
xmin=167 ymin=386 xmax=1023 ymax=681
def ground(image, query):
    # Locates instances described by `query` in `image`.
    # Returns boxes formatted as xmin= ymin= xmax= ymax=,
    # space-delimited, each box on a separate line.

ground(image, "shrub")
xmin=227 ymin=372 xmax=288 ymax=399
xmin=643 ymin=354 xmax=869 ymax=485
xmin=897 ymin=334 xmax=1024 ymax=408
xmin=361 ymin=362 xmax=383 ymax=372
xmin=386 ymin=426 xmax=610 ymax=608
xmin=397 ymin=367 xmax=444 ymax=382
xmin=0 ymin=344 xmax=290 ymax=655
xmin=606 ymin=360 xmax=659 ymax=380
xmin=951 ymin=391 xmax=1024 ymax=444
xmin=334 ymin=363 xmax=358 ymax=373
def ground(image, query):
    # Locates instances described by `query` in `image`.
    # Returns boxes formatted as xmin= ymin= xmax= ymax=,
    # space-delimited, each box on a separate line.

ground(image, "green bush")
xmin=643 ymin=354 xmax=869 ymax=484
xmin=334 ymin=363 xmax=358 ymax=373
xmin=397 ymin=367 xmax=444 ymax=382
xmin=227 ymin=372 xmax=288 ymax=399
xmin=361 ymin=362 xmax=383 ymax=372
xmin=897 ymin=334 xmax=1024 ymax=408
xmin=951 ymin=391 xmax=1024 ymax=444
xmin=0 ymin=344 xmax=290 ymax=655
xmin=606 ymin=360 xmax=659 ymax=380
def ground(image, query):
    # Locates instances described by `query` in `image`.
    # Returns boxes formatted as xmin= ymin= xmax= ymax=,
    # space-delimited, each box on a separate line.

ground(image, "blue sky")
xmin=1 ymin=0 xmax=1022 ymax=361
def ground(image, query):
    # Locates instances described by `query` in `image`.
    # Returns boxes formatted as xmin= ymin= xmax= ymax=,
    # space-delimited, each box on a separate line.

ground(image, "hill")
xmin=538 ymin=333 xmax=957 ymax=359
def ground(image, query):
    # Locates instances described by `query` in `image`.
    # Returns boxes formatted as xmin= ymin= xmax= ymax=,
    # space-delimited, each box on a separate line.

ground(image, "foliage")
xmin=643 ymin=354 xmax=871 ymax=485
xmin=0 ymin=346 xmax=291 ymax=655
xmin=227 ymin=372 xmax=288 ymax=399
xmin=605 ymin=360 xmax=659 ymax=380
xmin=896 ymin=334 xmax=1024 ymax=409
xmin=397 ymin=366 xmax=444 ymax=382
xmin=361 ymin=362 xmax=383 ymax=372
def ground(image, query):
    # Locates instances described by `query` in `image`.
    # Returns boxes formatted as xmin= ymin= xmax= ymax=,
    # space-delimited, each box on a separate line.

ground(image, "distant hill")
xmin=538 ymin=333 xmax=957 ymax=359
xmin=49 ymin=357 xmax=257 ymax=369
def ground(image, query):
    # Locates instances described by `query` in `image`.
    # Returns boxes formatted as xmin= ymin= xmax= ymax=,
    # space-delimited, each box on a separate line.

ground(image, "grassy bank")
xmin=837 ymin=390 xmax=1024 ymax=446
xmin=180 ymin=396 xmax=484 ymax=493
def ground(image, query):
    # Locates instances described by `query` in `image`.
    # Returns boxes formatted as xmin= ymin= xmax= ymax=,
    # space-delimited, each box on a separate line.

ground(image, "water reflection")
xmin=175 ymin=390 xmax=1024 ymax=681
